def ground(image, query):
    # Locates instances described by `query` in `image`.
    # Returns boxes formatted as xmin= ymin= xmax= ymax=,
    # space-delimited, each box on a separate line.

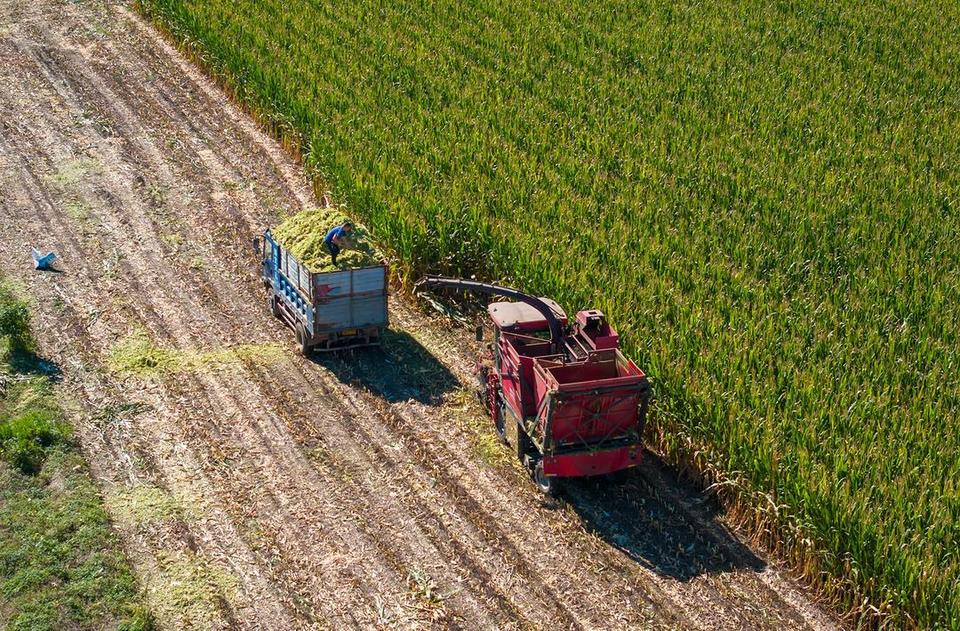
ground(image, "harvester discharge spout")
xmin=415 ymin=275 xmax=567 ymax=352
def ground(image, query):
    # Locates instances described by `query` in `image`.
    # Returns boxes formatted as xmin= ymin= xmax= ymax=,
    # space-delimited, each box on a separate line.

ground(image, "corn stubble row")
xmin=140 ymin=0 xmax=960 ymax=626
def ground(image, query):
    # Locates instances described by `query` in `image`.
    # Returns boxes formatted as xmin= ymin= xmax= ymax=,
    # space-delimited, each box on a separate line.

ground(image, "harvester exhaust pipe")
xmin=415 ymin=275 xmax=566 ymax=351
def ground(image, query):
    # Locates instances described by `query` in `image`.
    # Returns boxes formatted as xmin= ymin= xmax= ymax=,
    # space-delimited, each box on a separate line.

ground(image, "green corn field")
xmin=139 ymin=0 xmax=960 ymax=626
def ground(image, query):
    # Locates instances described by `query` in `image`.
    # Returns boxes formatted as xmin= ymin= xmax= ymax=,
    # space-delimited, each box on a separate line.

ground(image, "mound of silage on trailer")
xmin=272 ymin=208 xmax=383 ymax=272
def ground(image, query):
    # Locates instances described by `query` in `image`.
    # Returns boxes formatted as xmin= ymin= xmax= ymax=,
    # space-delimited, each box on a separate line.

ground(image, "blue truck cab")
xmin=255 ymin=229 xmax=388 ymax=353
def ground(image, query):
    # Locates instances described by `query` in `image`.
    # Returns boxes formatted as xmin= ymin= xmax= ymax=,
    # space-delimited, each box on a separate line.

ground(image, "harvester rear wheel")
xmin=533 ymin=460 xmax=561 ymax=497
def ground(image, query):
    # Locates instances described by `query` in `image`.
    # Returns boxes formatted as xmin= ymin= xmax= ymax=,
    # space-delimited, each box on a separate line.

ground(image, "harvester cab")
xmin=416 ymin=276 xmax=651 ymax=496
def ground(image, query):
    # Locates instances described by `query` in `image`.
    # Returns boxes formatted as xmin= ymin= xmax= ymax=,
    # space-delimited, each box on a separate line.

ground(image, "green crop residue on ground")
xmin=107 ymin=484 xmax=184 ymax=528
xmin=64 ymin=199 xmax=91 ymax=222
xmin=107 ymin=328 xmax=284 ymax=376
xmin=139 ymin=0 xmax=960 ymax=625
xmin=438 ymin=389 xmax=507 ymax=468
xmin=0 ymin=281 xmax=152 ymax=631
xmin=145 ymin=550 xmax=238 ymax=629
xmin=48 ymin=157 xmax=99 ymax=186
xmin=272 ymin=207 xmax=384 ymax=272
xmin=464 ymin=406 xmax=508 ymax=467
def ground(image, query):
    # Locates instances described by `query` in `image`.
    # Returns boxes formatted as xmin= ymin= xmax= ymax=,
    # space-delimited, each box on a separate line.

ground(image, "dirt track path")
xmin=0 ymin=0 xmax=842 ymax=628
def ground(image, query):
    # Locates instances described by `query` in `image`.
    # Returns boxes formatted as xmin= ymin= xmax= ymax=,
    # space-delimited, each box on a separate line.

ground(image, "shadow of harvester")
xmin=562 ymin=451 xmax=766 ymax=581
xmin=312 ymin=327 xmax=761 ymax=582
xmin=308 ymin=329 xmax=458 ymax=404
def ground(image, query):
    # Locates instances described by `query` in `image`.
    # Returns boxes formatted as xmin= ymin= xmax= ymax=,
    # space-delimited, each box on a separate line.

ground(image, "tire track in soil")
xmin=132 ymin=308 xmax=500 ymax=628
xmin=140 ymin=375 xmax=403 ymax=628
xmin=0 ymin=136 xmax=289 ymax=628
xmin=261 ymin=359 xmax=672 ymax=630
xmin=180 ymin=375 xmax=510 ymax=626
xmin=0 ymin=0 xmax=843 ymax=629
xmin=245 ymin=359 xmax=605 ymax=630
xmin=564 ymin=474 xmax=781 ymax=631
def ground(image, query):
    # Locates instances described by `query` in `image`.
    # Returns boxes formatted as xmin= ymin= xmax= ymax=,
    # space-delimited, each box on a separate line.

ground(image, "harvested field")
xmin=0 ymin=0 xmax=839 ymax=628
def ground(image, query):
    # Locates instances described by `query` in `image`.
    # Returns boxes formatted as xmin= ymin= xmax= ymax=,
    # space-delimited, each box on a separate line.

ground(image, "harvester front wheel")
xmin=533 ymin=460 xmax=561 ymax=497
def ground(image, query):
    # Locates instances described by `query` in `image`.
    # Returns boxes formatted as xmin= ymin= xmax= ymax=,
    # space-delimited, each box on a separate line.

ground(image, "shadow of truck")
xmin=308 ymin=328 xmax=459 ymax=404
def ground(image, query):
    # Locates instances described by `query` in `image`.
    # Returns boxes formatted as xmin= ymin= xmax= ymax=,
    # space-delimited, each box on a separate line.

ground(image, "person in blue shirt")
xmin=323 ymin=221 xmax=353 ymax=265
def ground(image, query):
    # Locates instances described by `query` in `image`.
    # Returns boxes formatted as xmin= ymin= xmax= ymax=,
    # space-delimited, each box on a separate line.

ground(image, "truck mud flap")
xmin=310 ymin=329 xmax=382 ymax=352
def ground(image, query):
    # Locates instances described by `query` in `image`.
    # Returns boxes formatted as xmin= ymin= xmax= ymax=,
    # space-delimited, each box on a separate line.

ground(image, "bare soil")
xmin=0 ymin=0 xmax=842 ymax=628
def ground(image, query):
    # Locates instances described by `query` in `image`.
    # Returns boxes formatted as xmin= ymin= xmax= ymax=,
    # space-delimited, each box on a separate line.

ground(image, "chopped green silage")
xmin=271 ymin=208 xmax=383 ymax=272
xmin=47 ymin=157 xmax=99 ymax=186
xmin=107 ymin=328 xmax=284 ymax=376
xmin=106 ymin=484 xmax=185 ymax=528
xmin=144 ymin=550 xmax=238 ymax=629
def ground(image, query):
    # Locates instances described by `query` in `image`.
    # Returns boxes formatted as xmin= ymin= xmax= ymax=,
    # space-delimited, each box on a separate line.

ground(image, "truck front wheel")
xmin=295 ymin=324 xmax=312 ymax=356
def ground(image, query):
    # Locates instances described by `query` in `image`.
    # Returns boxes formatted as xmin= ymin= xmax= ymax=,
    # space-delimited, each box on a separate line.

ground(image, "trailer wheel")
xmin=533 ymin=460 xmax=561 ymax=497
xmin=483 ymin=371 xmax=507 ymax=444
xmin=269 ymin=295 xmax=282 ymax=319
xmin=295 ymin=324 xmax=311 ymax=356
xmin=493 ymin=407 xmax=507 ymax=444
xmin=491 ymin=388 xmax=507 ymax=444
